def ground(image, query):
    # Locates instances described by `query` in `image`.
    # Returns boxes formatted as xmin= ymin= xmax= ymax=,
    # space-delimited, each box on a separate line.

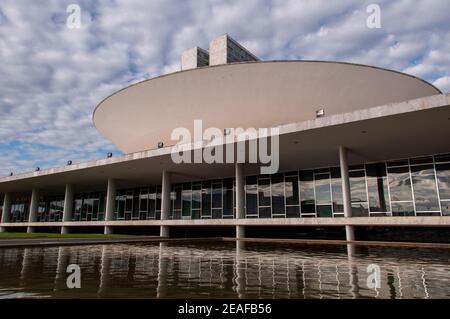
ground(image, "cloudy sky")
xmin=0 ymin=0 xmax=449 ymax=176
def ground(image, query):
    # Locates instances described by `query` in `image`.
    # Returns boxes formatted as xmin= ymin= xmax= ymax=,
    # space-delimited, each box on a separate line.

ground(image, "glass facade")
xmin=72 ymin=192 xmax=106 ymax=221
xmin=37 ymin=196 xmax=64 ymax=222
xmin=10 ymin=195 xmax=30 ymax=222
xmin=170 ymin=179 xmax=235 ymax=220
xmin=113 ymin=187 xmax=161 ymax=221
xmin=241 ymin=154 xmax=449 ymax=218
xmin=2 ymin=153 xmax=450 ymax=223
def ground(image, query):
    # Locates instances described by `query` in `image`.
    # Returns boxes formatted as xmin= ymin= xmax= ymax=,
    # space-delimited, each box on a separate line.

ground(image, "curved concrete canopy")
xmin=93 ymin=61 xmax=441 ymax=154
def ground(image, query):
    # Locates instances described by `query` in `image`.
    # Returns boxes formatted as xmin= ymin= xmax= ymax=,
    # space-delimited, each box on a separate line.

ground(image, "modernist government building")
xmin=1 ymin=35 xmax=449 ymax=241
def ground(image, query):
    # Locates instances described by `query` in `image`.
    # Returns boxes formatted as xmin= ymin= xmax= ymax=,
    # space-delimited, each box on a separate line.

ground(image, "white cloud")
xmin=0 ymin=0 xmax=449 ymax=175
xmin=433 ymin=76 xmax=450 ymax=93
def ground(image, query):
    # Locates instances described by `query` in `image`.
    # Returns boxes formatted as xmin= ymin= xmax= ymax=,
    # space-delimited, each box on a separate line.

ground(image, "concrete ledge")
xmin=1 ymin=93 xmax=448 ymax=186
xmin=1 ymin=216 xmax=449 ymax=228
xmin=1 ymin=236 xmax=449 ymax=249
xmin=0 ymin=237 xmax=220 ymax=248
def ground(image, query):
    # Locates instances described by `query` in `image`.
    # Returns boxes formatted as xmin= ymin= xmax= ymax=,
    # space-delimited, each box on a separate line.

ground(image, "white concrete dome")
xmin=93 ymin=61 xmax=441 ymax=154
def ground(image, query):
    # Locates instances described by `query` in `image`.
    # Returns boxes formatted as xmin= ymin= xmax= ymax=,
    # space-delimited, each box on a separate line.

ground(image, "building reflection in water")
xmin=0 ymin=242 xmax=449 ymax=299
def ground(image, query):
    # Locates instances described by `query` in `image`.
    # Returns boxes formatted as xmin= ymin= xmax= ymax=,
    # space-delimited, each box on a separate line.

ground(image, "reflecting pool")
xmin=0 ymin=241 xmax=449 ymax=298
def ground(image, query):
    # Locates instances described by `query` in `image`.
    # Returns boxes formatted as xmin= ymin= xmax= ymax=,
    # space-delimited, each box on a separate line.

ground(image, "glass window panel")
xmin=212 ymin=183 xmax=222 ymax=209
xmin=410 ymin=156 xmax=433 ymax=165
xmin=223 ymin=178 xmax=233 ymax=216
xmin=259 ymin=207 xmax=271 ymax=218
xmin=317 ymin=205 xmax=332 ymax=217
xmin=436 ymin=163 xmax=450 ymax=200
xmin=366 ymin=163 xmax=389 ymax=212
xmin=81 ymin=195 xmax=88 ymax=220
xmin=192 ymin=209 xmax=200 ymax=220
xmin=300 ymin=170 xmax=315 ymax=214
xmin=351 ymin=202 xmax=369 ymax=217
xmin=99 ymin=193 xmax=105 ymax=214
xmin=350 ymin=170 xmax=367 ymax=203
xmin=416 ymin=212 xmax=441 ymax=216
xmin=391 ymin=202 xmax=415 ymax=216
xmin=139 ymin=194 xmax=148 ymax=212
xmin=258 ymin=178 xmax=271 ymax=207
xmin=285 ymin=176 xmax=299 ymax=206
xmin=174 ymin=186 xmax=182 ymax=210
xmin=388 ymin=166 xmax=413 ymax=201
xmin=387 ymin=159 xmax=409 ymax=167
xmin=93 ymin=199 xmax=99 ymax=219
xmin=411 ymin=165 xmax=440 ymax=211
xmin=182 ymin=185 xmax=191 ymax=217
xmin=301 ymin=204 xmax=315 ymax=215
xmin=125 ymin=191 xmax=133 ymax=212
xmin=441 ymin=201 xmax=450 ymax=216
xmin=156 ymin=186 xmax=162 ymax=212
xmin=367 ymin=177 xmax=390 ymax=212
xmin=212 ymin=208 xmax=222 ymax=219
xmin=73 ymin=196 xmax=82 ymax=221
xmin=202 ymin=181 xmax=211 ymax=216
xmin=331 ymin=167 xmax=343 ymax=213
xmin=366 ymin=163 xmax=387 ymax=178
xmin=169 ymin=191 xmax=175 ymax=218
xmin=286 ymin=205 xmax=300 ymax=218
xmin=38 ymin=201 xmax=45 ymax=221
xmin=435 ymin=153 xmax=450 ymax=163
xmin=315 ymin=173 xmax=331 ymax=205
xmin=245 ymin=176 xmax=257 ymax=216
xmin=271 ymin=173 xmax=285 ymax=215
xmin=192 ymin=184 xmax=201 ymax=210
xmin=117 ymin=193 xmax=125 ymax=219
xmin=148 ymin=187 xmax=156 ymax=217
xmin=133 ymin=191 xmax=140 ymax=218
xmin=330 ymin=167 xmax=341 ymax=179
xmin=173 ymin=211 xmax=181 ymax=220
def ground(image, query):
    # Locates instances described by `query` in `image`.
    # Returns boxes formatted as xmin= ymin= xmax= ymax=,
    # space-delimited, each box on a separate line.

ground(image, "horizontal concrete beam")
xmin=1 ymin=93 xmax=449 ymax=186
xmin=1 ymin=216 xmax=450 ymax=228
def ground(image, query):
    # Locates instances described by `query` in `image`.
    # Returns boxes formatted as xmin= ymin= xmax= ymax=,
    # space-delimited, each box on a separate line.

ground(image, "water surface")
xmin=0 ymin=241 xmax=449 ymax=298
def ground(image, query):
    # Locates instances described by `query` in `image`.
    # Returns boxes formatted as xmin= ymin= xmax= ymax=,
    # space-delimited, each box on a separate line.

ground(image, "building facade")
xmin=1 ymin=35 xmax=449 ymax=240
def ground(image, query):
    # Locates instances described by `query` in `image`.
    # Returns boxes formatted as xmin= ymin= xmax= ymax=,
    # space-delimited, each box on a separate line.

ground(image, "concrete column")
xmin=0 ymin=192 xmax=12 ymax=232
xmin=104 ymin=178 xmax=116 ymax=235
xmin=61 ymin=184 xmax=74 ymax=234
xmin=27 ymin=188 xmax=39 ymax=233
xmin=160 ymin=170 xmax=171 ymax=237
xmin=235 ymin=163 xmax=245 ymax=240
xmin=339 ymin=146 xmax=355 ymax=242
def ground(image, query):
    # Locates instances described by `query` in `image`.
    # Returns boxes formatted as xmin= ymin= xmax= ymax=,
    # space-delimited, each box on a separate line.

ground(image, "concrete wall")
xmin=181 ymin=47 xmax=209 ymax=71
xmin=209 ymin=34 xmax=258 ymax=66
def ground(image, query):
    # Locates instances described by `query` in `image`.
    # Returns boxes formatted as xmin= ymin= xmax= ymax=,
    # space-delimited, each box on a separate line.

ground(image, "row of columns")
xmin=0 ymin=147 xmax=355 ymax=241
